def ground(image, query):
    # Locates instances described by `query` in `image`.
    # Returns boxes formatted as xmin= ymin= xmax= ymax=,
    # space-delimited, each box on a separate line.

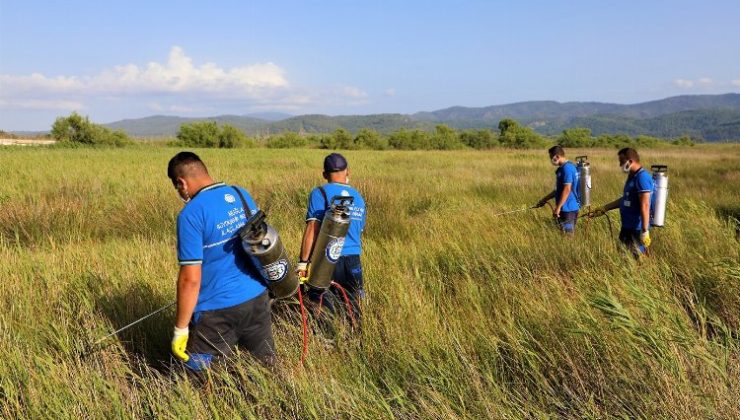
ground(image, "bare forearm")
xmin=175 ymin=266 xmax=201 ymax=328
xmin=640 ymin=192 xmax=651 ymax=232
xmin=299 ymin=221 xmax=320 ymax=261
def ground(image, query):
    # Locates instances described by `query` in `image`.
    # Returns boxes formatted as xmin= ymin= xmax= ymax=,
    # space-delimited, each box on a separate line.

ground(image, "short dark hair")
xmin=617 ymin=147 xmax=640 ymax=162
xmin=167 ymin=151 xmax=208 ymax=184
xmin=548 ymin=145 xmax=565 ymax=157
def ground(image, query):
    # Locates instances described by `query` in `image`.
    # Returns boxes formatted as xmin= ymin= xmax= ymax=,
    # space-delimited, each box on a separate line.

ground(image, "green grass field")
xmin=1 ymin=145 xmax=738 ymax=418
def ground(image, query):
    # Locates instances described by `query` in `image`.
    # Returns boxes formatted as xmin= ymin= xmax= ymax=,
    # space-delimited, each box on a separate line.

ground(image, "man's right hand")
xmin=296 ymin=261 xmax=310 ymax=283
xmin=172 ymin=326 xmax=190 ymax=362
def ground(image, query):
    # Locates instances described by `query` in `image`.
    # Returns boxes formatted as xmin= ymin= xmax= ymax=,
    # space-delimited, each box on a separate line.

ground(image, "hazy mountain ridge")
xmin=83 ymin=93 xmax=740 ymax=141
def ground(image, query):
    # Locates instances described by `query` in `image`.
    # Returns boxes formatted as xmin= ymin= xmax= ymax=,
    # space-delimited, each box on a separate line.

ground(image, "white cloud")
xmin=697 ymin=77 xmax=713 ymax=86
xmin=384 ymin=88 xmax=397 ymax=97
xmin=1 ymin=46 xmax=287 ymax=97
xmin=674 ymin=78 xmax=694 ymax=88
xmin=0 ymin=46 xmax=371 ymax=115
xmin=732 ymin=79 xmax=740 ymax=87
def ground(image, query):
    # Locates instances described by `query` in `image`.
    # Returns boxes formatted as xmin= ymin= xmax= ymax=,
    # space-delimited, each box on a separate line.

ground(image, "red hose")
xmin=297 ymin=287 xmax=309 ymax=365
xmin=331 ymin=281 xmax=356 ymax=328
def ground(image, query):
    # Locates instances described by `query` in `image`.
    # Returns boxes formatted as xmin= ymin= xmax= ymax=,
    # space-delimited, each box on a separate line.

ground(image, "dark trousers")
xmin=618 ymin=228 xmax=648 ymax=257
xmin=186 ymin=291 xmax=275 ymax=370
xmin=307 ymin=255 xmax=364 ymax=328
xmin=558 ymin=211 xmax=579 ymax=233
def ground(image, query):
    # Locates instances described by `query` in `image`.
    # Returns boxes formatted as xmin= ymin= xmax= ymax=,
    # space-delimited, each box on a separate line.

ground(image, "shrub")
xmin=498 ymin=119 xmax=546 ymax=149
xmin=175 ymin=122 xmax=251 ymax=148
xmin=460 ymin=129 xmax=498 ymax=149
xmin=355 ymin=128 xmax=388 ymax=150
xmin=266 ymin=132 xmax=307 ymax=148
xmin=51 ymin=112 xmax=130 ymax=146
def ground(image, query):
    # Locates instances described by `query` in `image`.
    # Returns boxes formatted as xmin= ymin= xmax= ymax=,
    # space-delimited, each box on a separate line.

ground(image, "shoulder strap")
xmin=231 ymin=186 xmax=251 ymax=215
xmin=318 ymin=186 xmax=329 ymax=209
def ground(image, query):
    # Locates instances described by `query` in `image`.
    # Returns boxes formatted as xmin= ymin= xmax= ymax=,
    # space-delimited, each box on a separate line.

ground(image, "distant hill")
xmin=104 ymin=115 xmax=269 ymax=137
xmin=243 ymin=112 xmax=293 ymax=121
xmin=95 ymin=93 xmax=740 ymax=140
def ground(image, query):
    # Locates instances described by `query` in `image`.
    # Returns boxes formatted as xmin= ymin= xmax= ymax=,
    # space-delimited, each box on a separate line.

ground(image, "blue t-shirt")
xmin=177 ymin=182 xmax=266 ymax=312
xmin=306 ymin=182 xmax=366 ymax=256
xmin=620 ymin=168 xmax=654 ymax=231
xmin=555 ymin=161 xmax=580 ymax=212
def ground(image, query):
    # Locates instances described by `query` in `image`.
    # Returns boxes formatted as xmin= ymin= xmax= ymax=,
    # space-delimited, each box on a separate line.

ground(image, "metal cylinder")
xmin=306 ymin=196 xmax=353 ymax=290
xmin=651 ymin=165 xmax=669 ymax=227
xmin=239 ymin=211 xmax=299 ymax=299
xmin=575 ymin=156 xmax=591 ymax=208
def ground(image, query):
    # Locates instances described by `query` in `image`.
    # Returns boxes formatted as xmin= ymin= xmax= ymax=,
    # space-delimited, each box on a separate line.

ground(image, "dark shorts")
xmin=558 ymin=211 xmax=579 ymax=233
xmin=186 ymin=291 xmax=274 ymax=370
xmin=307 ymin=255 xmax=364 ymax=324
xmin=618 ymin=228 xmax=647 ymax=256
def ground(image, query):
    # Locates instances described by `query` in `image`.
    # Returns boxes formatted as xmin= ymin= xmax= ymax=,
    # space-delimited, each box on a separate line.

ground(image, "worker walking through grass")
xmin=590 ymin=147 xmax=655 ymax=257
xmin=167 ymin=152 xmax=275 ymax=372
xmin=296 ymin=153 xmax=367 ymax=328
xmin=535 ymin=145 xmax=581 ymax=233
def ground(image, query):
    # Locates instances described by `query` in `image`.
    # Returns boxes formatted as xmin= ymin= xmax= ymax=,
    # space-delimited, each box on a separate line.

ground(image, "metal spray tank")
xmin=306 ymin=195 xmax=354 ymax=291
xmin=575 ymin=155 xmax=592 ymax=208
xmin=239 ymin=211 xmax=300 ymax=299
xmin=651 ymin=165 xmax=669 ymax=227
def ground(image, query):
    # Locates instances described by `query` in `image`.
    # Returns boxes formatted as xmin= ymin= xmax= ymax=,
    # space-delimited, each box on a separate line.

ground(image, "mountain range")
xmin=102 ymin=93 xmax=740 ymax=141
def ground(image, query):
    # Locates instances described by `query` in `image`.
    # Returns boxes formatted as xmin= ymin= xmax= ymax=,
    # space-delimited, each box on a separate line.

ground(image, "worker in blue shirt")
xmin=167 ymin=151 xmax=275 ymax=371
xmin=591 ymin=147 xmax=654 ymax=257
xmin=535 ymin=145 xmax=581 ymax=233
xmin=296 ymin=153 xmax=367 ymax=326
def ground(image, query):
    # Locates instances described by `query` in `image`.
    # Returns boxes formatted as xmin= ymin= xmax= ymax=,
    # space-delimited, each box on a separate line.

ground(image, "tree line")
xmin=49 ymin=112 xmax=696 ymax=149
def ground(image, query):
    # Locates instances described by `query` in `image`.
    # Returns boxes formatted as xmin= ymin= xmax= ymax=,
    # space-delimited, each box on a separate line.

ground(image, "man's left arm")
xmin=175 ymin=265 xmax=201 ymax=328
xmin=555 ymin=184 xmax=572 ymax=216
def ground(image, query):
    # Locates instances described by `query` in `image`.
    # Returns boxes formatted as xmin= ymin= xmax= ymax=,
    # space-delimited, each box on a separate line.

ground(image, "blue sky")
xmin=1 ymin=0 xmax=739 ymax=130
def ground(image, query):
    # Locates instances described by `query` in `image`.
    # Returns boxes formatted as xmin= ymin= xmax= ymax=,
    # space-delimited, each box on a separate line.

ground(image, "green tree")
xmin=558 ymin=127 xmax=592 ymax=147
xmin=266 ymin=132 xmax=307 ymax=148
xmin=175 ymin=122 xmax=249 ymax=148
xmin=431 ymin=124 xmax=464 ymax=150
xmin=176 ymin=121 xmax=220 ymax=147
xmin=388 ymin=129 xmax=431 ymax=150
xmin=497 ymin=118 xmax=545 ymax=149
xmin=218 ymin=124 xmax=253 ymax=148
xmin=321 ymin=128 xmax=355 ymax=149
xmin=355 ymin=128 xmax=387 ymax=150
xmin=460 ymin=129 xmax=498 ymax=149
xmin=51 ymin=112 xmax=130 ymax=146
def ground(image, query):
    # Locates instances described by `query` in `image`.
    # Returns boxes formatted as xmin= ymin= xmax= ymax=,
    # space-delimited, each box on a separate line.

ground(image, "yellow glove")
xmin=172 ymin=326 xmax=190 ymax=362
xmin=589 ymin=206 xmax=606 ymax=218
xmin=296 ymin=261 xmax=310 ymax=284
xmin=640 ymin=231 xmax=651 ymax=248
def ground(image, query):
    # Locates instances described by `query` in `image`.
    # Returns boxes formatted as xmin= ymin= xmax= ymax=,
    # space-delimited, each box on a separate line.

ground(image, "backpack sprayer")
xmin=651 ymin=165 xmax=669 ymax=227
xmin=239 ymin=210 xmax=300 ymax=299
xmin=306 ymin=196 xmax=354 ymax=290
xmin=301 ymin=195 xmax=358 ymax=353
xmin=575 ymin=156 xmax=592 ymax=210
xmin=231 ymin=187 xmax=299 ymax=300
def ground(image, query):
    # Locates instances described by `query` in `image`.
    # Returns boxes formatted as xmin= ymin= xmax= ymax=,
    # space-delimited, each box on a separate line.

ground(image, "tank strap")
xmin=318 ymin=186 xmax=329 ymax=209
xmin=231 ymin=186 xmax=252 ymax=216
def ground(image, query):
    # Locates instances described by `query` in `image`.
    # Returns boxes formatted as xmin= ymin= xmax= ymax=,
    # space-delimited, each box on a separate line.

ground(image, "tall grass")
xmin=1 ymin=145 xmax=738 ymax=418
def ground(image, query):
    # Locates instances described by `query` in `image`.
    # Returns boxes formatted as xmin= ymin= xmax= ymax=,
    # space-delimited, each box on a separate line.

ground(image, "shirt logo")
xmin=341 ymin=190 xmax=350 ymax=197
xmin=224 ymin=193 xmax=236 ymax=204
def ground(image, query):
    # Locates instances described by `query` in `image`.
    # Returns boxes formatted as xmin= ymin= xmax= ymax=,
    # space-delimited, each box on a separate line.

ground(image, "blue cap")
xmin=323 ymin=153 xmax=348 ymax=172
